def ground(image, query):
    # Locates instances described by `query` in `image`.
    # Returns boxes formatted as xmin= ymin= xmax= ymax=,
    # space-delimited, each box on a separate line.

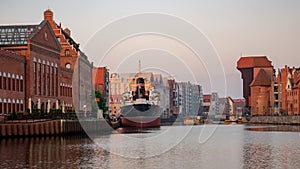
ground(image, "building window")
xmin=12 ymin=78 xmax=15 ymax=91
xmin=0 ymin=75 xmax=2 ymax=89
xmin=20 ymin=79 xmax=23 ymax=92
xmin=57 ymin=37 xmax=60 ymax=42
xmin=65 ymin=63 xmax=71 ymax=69
xmin=44 ymin=65 xmax=47 ymax=96
xmin=8 ymin=77 xmax=11 ymax=90
xmin=15 ymin=79 xmax=19 ymax=91
xmin=45 ymin=32 xmax=48 ymax=40
xmin=65 ymin=49 xmax=69 ymax=56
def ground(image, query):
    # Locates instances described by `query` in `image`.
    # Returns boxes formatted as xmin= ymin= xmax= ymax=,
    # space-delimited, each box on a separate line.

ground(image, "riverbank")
xmin=245 ymin=116 xmax=300 ymax=125
xmin=0 ymin=119 xmax=113 ymax=138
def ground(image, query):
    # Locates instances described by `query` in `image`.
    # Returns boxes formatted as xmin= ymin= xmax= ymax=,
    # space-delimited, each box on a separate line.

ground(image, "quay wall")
xmin=246 ymin=116 xmax=300 ymax=125
xmin=0 ymin=120 xmax=112 ymax=138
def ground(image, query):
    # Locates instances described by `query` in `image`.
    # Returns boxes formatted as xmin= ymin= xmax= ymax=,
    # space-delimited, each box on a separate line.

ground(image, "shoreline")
xmin=244 ymin=115 xmax=300 ymax=125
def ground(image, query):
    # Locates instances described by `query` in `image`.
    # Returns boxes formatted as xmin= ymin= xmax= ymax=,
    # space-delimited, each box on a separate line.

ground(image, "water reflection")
xmin=0 ymin=136 xmax=105 ymax=168
xmin=245 ymin=124 xmax=300 ymax=132
xmin=1 ymin=125 xmax=300 ymax=168
xmin=243 ymin=125 xmax=300 ymax=168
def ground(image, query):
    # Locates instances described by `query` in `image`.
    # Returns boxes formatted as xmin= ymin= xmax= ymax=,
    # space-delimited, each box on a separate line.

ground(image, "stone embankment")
xmin=246 ymin=116 xmax=300 ymax=125
xmin=0 ymin=119 xmax=112 ymax=138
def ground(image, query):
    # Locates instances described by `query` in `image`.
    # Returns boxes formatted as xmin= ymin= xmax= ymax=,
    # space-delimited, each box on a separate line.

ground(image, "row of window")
xmin=0 ymin=74 xmax=24 ymax=92
xmin=33 ymin=57 xmax=58 ymax=67
xmin=288 ymin=90 xmax=298 ymax=96
xmin=0 ymin=98 xmax=24 ymax=114
xmin=33 ymin=61 xmax=58 ymax=96
xmin=60 ymin=85 xmax=72 ymax=97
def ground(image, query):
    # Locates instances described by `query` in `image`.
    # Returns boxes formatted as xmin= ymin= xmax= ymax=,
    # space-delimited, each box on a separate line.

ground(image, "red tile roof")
xmin=237 ymin=56 xmax=273 ymax=69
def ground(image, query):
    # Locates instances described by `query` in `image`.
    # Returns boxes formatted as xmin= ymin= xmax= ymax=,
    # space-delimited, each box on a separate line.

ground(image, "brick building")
xmin=0 ymin=49 xmax=26 ymax=114
xmin=43 ymin=9 xmax=93 ymax=114
xmin=168 ymin=79 xmax=179 ymax=116
xmin=0 ymin=9 xmax=93 ymax=115
xmin=0 ymin=21 xmax=61 ymax=114
xmin=237 ymin=56 xmax=274 ymax=116
xmin=274 ymin=66 xmax=300 ymax=115
xmin=92 ymin=66 xmax=109 ymax=101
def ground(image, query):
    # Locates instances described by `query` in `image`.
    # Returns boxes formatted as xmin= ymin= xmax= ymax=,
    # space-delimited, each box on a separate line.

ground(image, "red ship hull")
xmin=121 ymin=117 xmax=160 ymax=128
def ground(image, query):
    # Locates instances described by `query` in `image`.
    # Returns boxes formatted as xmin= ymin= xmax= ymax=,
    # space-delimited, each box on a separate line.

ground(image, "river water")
xmin=1 ymin=124 xmax=300 ymax=169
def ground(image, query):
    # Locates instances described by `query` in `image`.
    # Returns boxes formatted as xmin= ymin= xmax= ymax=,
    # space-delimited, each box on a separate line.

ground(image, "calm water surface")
xmin=1 ymin=124 xmax=300 ymax=169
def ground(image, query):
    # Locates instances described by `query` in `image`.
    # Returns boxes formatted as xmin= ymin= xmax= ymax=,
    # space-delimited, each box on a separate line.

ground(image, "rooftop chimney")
xmin=64 ymin=28 xmax=71 ymax=36
xmin=44 ymin=9 xmax=53 ymax=21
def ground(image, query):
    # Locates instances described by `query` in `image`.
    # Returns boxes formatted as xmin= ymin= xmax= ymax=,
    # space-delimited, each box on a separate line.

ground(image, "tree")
xmin=93 ymin=90 xmax=108 ymax=114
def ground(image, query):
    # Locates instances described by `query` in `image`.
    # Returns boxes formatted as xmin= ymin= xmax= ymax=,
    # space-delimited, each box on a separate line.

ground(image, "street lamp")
xmin=83 ymin=104 xmax=86 ymax=119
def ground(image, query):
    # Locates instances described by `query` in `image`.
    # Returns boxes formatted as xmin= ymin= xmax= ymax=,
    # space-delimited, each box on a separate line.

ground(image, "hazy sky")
xmin=1 ymin=0 xmax=300 ymax=98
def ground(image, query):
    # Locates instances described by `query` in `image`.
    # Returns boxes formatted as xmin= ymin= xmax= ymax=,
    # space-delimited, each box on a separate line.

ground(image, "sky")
xmin=1 ymin=0 xmax=300 ymax=98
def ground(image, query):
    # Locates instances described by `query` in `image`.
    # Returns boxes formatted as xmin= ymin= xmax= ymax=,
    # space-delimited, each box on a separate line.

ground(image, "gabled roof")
xmin=250 ymin=69 xmax=271 ymax=86
xmin=0 ymin=20 xmax=61 ymax=50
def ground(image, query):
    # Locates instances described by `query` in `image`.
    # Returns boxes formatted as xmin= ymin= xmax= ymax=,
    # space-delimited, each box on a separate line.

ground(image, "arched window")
xmin=20 ymin=75 xmax=23 ymax=92
xmin=3 ymin=72 xmax=6 ymax=90
xmin=0 ymin=72 xmax=2 ymax=89
xmin=65 ymin=49 xmax=69 ymax=56
xmin=44 ymin=32 xmax=48 ymax=40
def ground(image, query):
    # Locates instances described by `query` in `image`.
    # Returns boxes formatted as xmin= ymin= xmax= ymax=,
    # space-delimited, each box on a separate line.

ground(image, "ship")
xmin=120 ymin=60 xmax=161 ymax=128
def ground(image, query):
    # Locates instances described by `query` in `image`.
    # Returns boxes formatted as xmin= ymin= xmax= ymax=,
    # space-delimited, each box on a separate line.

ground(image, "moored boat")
xmin=120 ymin=60 xmax=161 ymax=128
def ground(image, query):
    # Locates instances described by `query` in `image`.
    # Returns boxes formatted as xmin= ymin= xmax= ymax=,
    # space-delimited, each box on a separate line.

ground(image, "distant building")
xmin=209 ymin=92 xmax=219 ymax=116
xmin=0 ymin=49 xmax=26 ymax=114
xmin=168 ymin=79 xmax=179 ymax=116
xmin=233 ymin=99 xmax=246 ymax=117
xmin=178 ymin=82 xmax=202 ymax=118
xmin=218 ymin=97 xmax=234 ymax=120
xmin=92 ymin=67 xmax=109 ymax=102
xmin=203 ymin=94 xmax=211 ymax=117
xmin=274 ymin=66 xmax=300 ymax=115
xmin=237 ymin=56 xmax=274 ymax=116
xmin=285 ymin=68 xmax=300 ymax=115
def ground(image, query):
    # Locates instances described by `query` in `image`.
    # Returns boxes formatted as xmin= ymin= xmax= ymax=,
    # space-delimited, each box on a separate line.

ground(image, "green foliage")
xmin=93 ymin=90 xmax=108 ymax=113
xmin=32 ymin=108 xmax=41 ymax=116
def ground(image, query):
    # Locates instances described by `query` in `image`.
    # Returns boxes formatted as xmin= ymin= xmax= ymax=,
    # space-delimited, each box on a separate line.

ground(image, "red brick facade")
xmin=92 ymin=67 xmax=109 ymax=100
xmin=43 ymin=9 xmax=81 ymax=112
xmin=1 ymin=21 xmax=61 ymax=114
xmin=237 ymin=56 xmax=274 ymax=116
xmin=0 ymin=49 xmax=26 ymax=114
xmin=0 ymin=9 xmax=94 ymax=116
